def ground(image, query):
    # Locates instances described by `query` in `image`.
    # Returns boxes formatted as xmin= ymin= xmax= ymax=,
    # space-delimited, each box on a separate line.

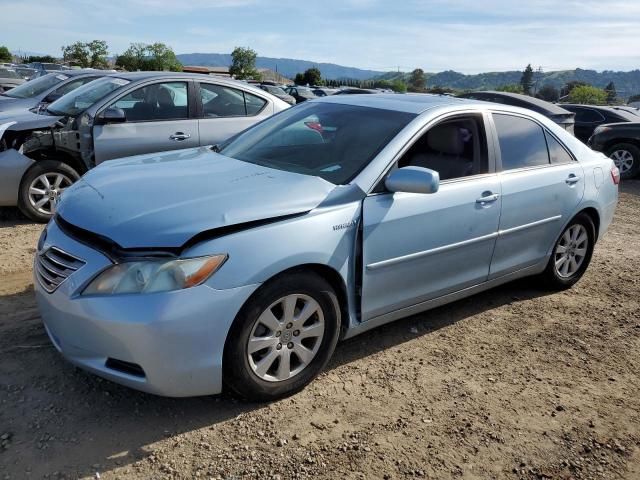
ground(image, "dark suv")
xmin=588 ymin=122 xmax=640 ymax=179
xmin=560 ymin=105 xmax=638 ymax=143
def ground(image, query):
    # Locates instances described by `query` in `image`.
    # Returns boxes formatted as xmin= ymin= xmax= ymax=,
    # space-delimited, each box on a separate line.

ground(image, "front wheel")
xmin=540 ymin=213 xmax=595 ymax=290
xmin=223 ymin=272 xmax=341 ymax=401
xmin=18 ymin=160 xmax=79 ymax=222
xmin=607 ymin=143 xmax=640 ymax=179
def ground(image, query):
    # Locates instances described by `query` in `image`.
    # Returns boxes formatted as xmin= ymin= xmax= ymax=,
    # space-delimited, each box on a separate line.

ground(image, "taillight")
xmin=611 ymin=166 xmax=620 ymax=185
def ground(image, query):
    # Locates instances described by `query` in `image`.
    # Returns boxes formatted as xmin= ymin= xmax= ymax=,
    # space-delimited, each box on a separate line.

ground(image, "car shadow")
xmin=0 ymin=277 xmax=551 ymax=478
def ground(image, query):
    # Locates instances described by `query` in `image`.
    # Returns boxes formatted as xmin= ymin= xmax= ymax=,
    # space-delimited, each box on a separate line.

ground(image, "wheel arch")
xmin=603 ymin=137 xmax=640 ymax=153
xmin=24 ymin=150 xmax=88 ymax=177
xmin=578 ymin=207 xmax=601 ymax=242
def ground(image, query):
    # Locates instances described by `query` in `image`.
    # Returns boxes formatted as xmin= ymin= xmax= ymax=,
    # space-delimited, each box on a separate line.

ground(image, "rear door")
xmin=93 ymin=80 xmax=199 ymax=163
xmin=196 ymin=82 xmax=271 ymax=146
xmin=489 ymin=112 xmax=585 ymax=278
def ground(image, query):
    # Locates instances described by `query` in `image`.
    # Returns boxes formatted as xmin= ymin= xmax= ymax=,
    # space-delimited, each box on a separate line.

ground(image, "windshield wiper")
xmin=210 ymin=144 xmax=220 ymax=153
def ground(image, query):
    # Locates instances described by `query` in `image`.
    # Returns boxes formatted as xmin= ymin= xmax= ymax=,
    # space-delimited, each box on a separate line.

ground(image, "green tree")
xmin=62 ymin=40 xmax=109 ymax=68
xmin=25 ymin=55 xmax=57 ymax=63
xmin=568 ymin=85 xmax=608 ymax=105
xmin=229 ymin=47 xmax=259 ymax=80
xmin=0 ymin=46 xmax=12 ymax=62
xmin=628 ymin=94 xmax=640 ymax=104
xmin=115 ymin=42 xmax=181 ymax=71
xmin=409 ymin=68 xmax=426 ymax=91
xmin=536 ymin=84 xmax=559 ymax=102
xmin=303 ymin=67 xmax=322 ymax=86
xmin=294 ymin=73 xmax=305 ymax=85
xmin=520 ymin=64 xmax=534 ymax=95
xmin=560 ymin=81 xmax=588 ymax=98
xmin=605 ymin=81 xmax=617 ymax=104
xmin=391 ymin=79 xmax=407 ymax=93
xmin=496 ymin=84 xmax=524 ymax=94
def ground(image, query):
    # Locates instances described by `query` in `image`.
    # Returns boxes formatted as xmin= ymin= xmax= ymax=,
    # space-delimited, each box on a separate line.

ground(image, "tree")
xmin=520 ymin=64 xmax=534 ymax=95
xmin=229 ymin=47 xmax=259 ymax=80
xmin=605 ymin=81 xmax=617 ymax=104
xmin=0 ymin=46 xmax=11 ymax=63
xmin=61 ymin=40 xmax=109 ymax=68
xmin=115 ymin=42 xmax=182 ymax=71
xmin=628 ymin=94 xmax=640 ymax=104
xmin=496 ymin=84 xmax=524 ymax=94
xmin=391 ymin=79 xmax=407 ymax=93
xmin=24 ymin=55 xmax=57 ymax=63
xmin=293 ymin=73 xmax=305 ymax=85
xmin=303 ymin=67 xmax=322 ymax=86
xmin=536 ymin=84 xmax=559 ymax=102
xmin=568 ymin=85 xmax=608 ymax=105
xmin=560 ymin=81 xmax=588 ymax=98
xmin=409 ymin=68 xmax=426 ymax=91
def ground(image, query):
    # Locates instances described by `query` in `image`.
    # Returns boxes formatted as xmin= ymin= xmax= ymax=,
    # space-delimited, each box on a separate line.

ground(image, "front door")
xmin=361 ymin=113 xmax=501 ymax=321
xmin=93 ymin=81 xmax=199 ymax=163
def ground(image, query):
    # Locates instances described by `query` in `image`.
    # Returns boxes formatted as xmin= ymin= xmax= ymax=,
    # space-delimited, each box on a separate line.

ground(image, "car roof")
xmin=313 ymin=93 xmax=477 ymax=114
xmin=108 ymin=71 xmax=269 ymax=94
xmin=56 ymin=69 xmax=112 ymax=77
xmin=459 ymin=91 xmax=572 ymax=115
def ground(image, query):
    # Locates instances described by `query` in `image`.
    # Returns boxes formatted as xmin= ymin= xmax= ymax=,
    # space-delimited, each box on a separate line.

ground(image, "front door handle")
xmin=565 ymin=174 xmax=580 ymax=185
xmin=170 ymin=132 xmax=191 ymax=141
xmin=476 ymin=192 xmax=500 ymax=205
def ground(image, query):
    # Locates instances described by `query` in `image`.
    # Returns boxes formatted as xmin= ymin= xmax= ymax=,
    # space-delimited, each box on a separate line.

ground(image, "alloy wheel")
xmin=610 ymin=149 xmax=634 ymax=174
xmin=554 ymin=224 xmax=588 ymax=278
xmin=247 ymin=294 xmax=325 ymax=382
xmin=28 ymin=173 xmax=72 ymax=215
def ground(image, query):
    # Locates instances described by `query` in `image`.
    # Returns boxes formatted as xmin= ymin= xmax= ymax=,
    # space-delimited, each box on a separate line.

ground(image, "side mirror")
xmin=97 ymin=107 xmax=126 ymax=125
xmin=385 ymin=166 xmax=440 ymax=194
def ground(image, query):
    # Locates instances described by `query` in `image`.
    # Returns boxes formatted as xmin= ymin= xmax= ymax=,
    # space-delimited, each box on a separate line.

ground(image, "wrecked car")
xmin=34 ymin=94 xmax=618 ymax=400
xmin=0 ymin=72 xmax=290 ymax=221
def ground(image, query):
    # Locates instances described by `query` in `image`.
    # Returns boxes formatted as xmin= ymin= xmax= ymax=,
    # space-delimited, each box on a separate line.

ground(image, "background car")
xmin=258 ymin=84 xmax=296 ymax=105
xmin=334 ymin=87 xmax=378 ymax=95
xmin=0 ymin=69 xmax=109 ymax=114
xmin=35 ymin=94 xmax=617 ymax=400
xmin=458 ymin=91 xmax=576 ymax=135
xmin=0 ymin=72 xmax=290 ymax=221
xmin=284 ymin=86 xmax=316 ymax=103
xmin=588 ymin=122 xmax=640 ymax=179
xmin=311 ymin=87 xmax=338 ymax=97
xmin=560 ymin=104 xmax=639 ymax=143
xmin=0 ymin=67 xmax=25 ymax=93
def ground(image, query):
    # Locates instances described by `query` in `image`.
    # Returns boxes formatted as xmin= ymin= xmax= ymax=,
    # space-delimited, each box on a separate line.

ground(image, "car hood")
xmin=0 ymin=109 xmax=65 ymax=131
xmin=56 ymin=147 xmax=336 ymax=249
xmin=0 ymin=96 xmax=37 ymax=113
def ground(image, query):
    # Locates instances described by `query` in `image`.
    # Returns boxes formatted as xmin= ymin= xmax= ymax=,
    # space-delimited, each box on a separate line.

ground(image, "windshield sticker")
xmin=55 ymin=75 xmax=69 ymax=80
xmin=111 ymin=78 xmax=130 ymax=86
xmin=321 ymin=165 xmax=341 ymax=172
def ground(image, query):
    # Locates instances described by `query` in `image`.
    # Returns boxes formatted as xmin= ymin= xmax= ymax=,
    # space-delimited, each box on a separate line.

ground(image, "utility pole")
xmin=533 ymin=66 xmax=544 ymax=95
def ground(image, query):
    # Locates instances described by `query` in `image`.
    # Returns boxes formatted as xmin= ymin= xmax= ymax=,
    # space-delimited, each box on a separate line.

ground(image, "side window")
xmin=397 ymin=114 xmax=489 ymax=181
xmin=493 ymin=114 xmax=549 ymax=170
xmin=545 ymin=132 xmax=573 ymax=164
xmin=573 ymin=108 xmax=605 ymax=123
xmin=245 ymin=91 xmax=267 ymax=115
xmin=52 ymin=77 xmax=98 ymax=97
xmin=112 ymin=82 xmax=189 ymax=122
xmin=199 ymin=83 xmax=247 ymax=117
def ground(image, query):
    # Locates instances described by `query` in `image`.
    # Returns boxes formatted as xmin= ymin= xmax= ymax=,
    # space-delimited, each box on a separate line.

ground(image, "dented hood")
xmin=56 ymin=146 xmax=336 ymax=249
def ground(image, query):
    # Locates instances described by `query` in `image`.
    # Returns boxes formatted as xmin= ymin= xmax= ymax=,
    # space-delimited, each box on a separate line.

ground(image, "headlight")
xmin=82 ymin=254 xmax=227 ymax=295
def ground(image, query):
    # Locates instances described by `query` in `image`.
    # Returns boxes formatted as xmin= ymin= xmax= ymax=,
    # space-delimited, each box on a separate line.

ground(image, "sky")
xmin=2 ymin=0 xmax=639 ymax=74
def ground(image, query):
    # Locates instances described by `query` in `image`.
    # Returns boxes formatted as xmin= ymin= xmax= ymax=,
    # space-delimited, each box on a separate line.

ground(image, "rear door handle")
xmin=476 ymin=192 xmax=500 ymax=205
xmin=170 ymin=132 xmax=191 ymax=141
xmin=565 ymin=174 xmax=580 ymax=185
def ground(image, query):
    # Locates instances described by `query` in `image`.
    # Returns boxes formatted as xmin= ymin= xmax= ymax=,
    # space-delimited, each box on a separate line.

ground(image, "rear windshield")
xmin=221 ymin=102 xmax=416 ymax=185
xmin=0 ymin=69 xmax=20 ymax=79
xmin=2 ymin=73 xmax=67 ymax=98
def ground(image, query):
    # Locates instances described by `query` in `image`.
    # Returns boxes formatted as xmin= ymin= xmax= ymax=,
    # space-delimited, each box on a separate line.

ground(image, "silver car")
xmin=0 ymin=72 xmax=290 ymax=221
xmin=34 ymin=94 xmax=618 ymax=400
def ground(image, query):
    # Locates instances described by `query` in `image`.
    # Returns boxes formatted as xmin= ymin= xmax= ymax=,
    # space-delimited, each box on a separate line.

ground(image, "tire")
xmin=607 ymin=143 xmax=640 ymax=180
xmin=18 ymin=160 xmax=80 ymax=223
xmin=223 ymin=271 xmax=341 ymax=401
xmin=540 ymin=213 xmax=595 ymax=290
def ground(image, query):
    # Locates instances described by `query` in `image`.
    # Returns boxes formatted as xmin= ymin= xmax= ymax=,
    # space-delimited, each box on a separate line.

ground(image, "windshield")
xmin=3 ymin=72 xmax=66 ymax=98
xmin=0 ymin=69 xmax=20 ymax=79
xmin=47 ymin=77 xmax=130 ymax=117
xmin=221 ymin=102 xmax=415 ymax=185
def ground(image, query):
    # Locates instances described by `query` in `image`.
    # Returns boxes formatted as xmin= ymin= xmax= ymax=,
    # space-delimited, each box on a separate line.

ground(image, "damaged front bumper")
xmin=0 ymin=148 xmax=34 ymax=206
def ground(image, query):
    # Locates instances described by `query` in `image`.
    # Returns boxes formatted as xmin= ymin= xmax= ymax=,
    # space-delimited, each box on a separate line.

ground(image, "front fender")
xmin=0 ymin=148 xmax=34 ymax=206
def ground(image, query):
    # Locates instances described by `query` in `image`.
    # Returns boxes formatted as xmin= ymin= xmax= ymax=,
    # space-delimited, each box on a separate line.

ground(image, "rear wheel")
xmin=223 ymin=272 xmax=340 ymax=401
xmin=607 ymin=143 xmax=640 ymax=179
xmin=540 ymin=213 xmax=595 ymax=290
xmin=18 ymin=160 xmax=79 ymax=223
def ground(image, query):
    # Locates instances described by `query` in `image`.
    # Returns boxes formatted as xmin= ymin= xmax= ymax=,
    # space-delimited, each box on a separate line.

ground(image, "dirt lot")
xmin=0 ymin=182 xmax=639 ymax=480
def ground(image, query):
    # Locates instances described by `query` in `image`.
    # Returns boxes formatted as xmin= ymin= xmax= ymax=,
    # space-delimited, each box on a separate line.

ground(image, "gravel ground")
xmin=0 ymin=181 xmax=639 ymax=480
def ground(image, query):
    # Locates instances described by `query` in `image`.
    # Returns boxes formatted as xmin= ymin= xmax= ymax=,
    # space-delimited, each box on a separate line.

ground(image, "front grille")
xmin=36 ymin=247 xmax=85 ymax=293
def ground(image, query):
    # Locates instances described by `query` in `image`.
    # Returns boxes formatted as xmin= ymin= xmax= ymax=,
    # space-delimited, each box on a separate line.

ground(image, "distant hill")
xmin=176 ymin=53 xmax=383 ymax=80
xmin=376 ymin=68 xmax=640 ymax=98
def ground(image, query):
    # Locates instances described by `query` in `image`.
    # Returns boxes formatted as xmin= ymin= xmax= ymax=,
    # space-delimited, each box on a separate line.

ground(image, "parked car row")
xmin=0 ymin=72 xmax=291 ymax=221
xmin=458 ymin=90 xmax=640 ymax=179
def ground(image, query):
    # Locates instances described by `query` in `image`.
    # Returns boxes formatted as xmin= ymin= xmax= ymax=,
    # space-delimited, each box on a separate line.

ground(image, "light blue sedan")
xmin=34 ymin=94 xmax=619 ymax=400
